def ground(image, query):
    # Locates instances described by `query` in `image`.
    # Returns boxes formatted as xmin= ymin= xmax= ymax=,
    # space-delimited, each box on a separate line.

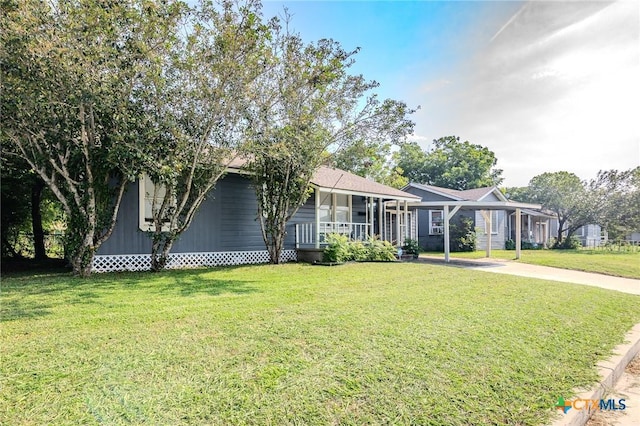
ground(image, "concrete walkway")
xmin=417 ymin=255 xmax=640 ymax=295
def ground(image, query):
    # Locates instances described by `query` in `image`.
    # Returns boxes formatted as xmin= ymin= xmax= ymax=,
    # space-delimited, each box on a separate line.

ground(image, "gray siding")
xmin=479 ymin=192 xmax=501 ymax=202
xmin=475 ymin=210 xmax=507 ymax=250
xmin=285 ymin=194 xmax=316 ymax=247
xmin=98 ymin=173 xmax=267 ymax=255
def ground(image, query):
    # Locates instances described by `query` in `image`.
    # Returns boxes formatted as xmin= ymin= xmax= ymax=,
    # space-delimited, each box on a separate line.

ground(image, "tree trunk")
xmin=555 ymin=218 xmax=565 ymax=247
xmin=69 ymin=244 xmax=95 ymax=277
xmin=31 ymin=179 xmax=47 ymax=260
xmin=151 ymin=235 xmax=175 ymax=272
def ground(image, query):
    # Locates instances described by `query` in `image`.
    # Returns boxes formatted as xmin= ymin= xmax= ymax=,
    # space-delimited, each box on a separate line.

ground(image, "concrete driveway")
xmin=417 ymin=256 xmax=640 ymax=295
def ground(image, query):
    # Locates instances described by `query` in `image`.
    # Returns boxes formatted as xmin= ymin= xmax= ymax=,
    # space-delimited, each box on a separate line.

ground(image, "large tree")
xmin=1 ymin=0 xmax=183 ymax=276
xmin=245 ymin=17 xmax=415 ymax=263
xmin=331 ymin=140 xmax=408 ymax=189
xmin=396 ymin=136 xmax=503 ymax=190
xmin=589 ymin=167 xmax=640 ymax=241
xmin=139 ymin=0 xmax=270 ymax=271
xmin=526 ymin=171 xmax=595 ymax=247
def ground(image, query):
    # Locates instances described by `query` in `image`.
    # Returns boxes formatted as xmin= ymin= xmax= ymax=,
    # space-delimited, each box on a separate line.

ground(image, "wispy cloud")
xmin=410 ymin=0 xmax=639 ymax=186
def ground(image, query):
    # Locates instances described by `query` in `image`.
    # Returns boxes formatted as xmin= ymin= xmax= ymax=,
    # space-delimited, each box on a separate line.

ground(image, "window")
xmin=335 ymin=194 xmax=350 ymax=223
xmin=318 ymin=191 xmax=351 ymax=223
xmin=482 ymin=211 xmax=500 ymax=235
xmin=139 ymin=174 xmax=174 ymax=231
xmin=318 ymin=191 xmax=332 ymax=223
xmin=429 ymin=210 xmax=444 ymax=235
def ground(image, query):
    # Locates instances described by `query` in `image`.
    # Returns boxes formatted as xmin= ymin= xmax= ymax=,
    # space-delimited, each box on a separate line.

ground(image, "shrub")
xmin=450 ymin=217 xmax=476 ymax=252
xmin=323 ymin=234 xmax=351 ymax=263
xmin=322 ymin=234 xmax=397 ymax=263
xmin=365 ymin=237 xmax=397 ymax=261
xmin=402 ymin=238 xmax=420 ymax=257
xmin=349 ymin=240 xmax=369 ymax=261
xmin=505 ymin=239 xmax=543 ymax=250
xmin=551 ymin=235 xmax=582 ymax=250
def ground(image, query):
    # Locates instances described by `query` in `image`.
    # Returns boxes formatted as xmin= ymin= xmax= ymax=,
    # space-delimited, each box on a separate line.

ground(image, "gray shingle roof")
xmin=311 ymin=166 xmax=420 ymax=200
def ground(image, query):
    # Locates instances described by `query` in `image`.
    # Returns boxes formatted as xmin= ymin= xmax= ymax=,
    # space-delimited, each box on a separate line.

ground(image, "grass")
xmin=2 ymin=263 xmax=640 ymax=425
xmin=423 ymin=249 xmax=640 ymax=279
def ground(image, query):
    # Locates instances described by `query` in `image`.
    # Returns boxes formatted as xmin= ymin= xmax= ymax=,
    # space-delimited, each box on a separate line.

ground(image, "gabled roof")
xmin=404 ymin=182 xmax=507 ymax=202
xmin=457 ymin=186 xmax=507 ymax=202
xmin=226 ymin=157 xmax=419 ymax=201
xmin=311 ymin=166 xmax=420 ymax=200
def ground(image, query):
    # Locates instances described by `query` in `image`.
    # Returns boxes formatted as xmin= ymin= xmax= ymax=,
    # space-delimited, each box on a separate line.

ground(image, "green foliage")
xmin=322 ymin=233 xmax=351 ymax=263
xmin=550 ymin=235 xmax=582 ymax=250
xmin=401 ymin=238 xmax=420 ymax=256
xmin=589 ymin=167 xmax=640 ymax=240
xmin=246 ymin=16 xmax=416 ymax=264
xmin=396 ymin=136 xmax=503 ymax=190
xmin=1 ymin=0 xmax=186 ymax=275
xmin=137 ymin=0 xmax=269 ymax=271
xmin=331 ymin=140 xmax=409 ymax=189
xmin=504 ymin=239 xmax=543 ymax=250
xmin=323 ymin=234 xmax=397 ymax=262
xmin=450 ymin=217 xmax=476 ymax=252
xmin=527 ymin=171 xmax=593 ymax=247
xmin=364 ymin=237 xmax=397 ymax=261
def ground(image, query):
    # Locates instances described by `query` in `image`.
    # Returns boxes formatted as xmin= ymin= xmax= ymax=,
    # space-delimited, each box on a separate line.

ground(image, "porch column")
xmin=404 ymin=200 xmax=409 ymax=242
xmin=444 ymin=205 xmax=450 ymax=262
xmin=515 ymin=208 xmax=522 ymax=259
xmin=527 ymin=215 xmax=531 ymax=242
xmin=369 ymin=196 xmax=375 ymax=237
xmin=395 ymin=200 xmax=401 ymax=246
xmin=378 ymin=197 xmax=383 ymax=237
xmin=480 ymin=210 xmax=492 ymax=258
xmin=315 ymin=188 xmax=320 ymax=249
xmin=382 ymin=200 xmax=387 ymax=240
xmin=444 ymin=205 xmax=461 ymax=263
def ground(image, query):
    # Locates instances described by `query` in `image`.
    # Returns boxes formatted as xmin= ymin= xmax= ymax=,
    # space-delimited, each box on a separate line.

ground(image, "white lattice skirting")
xmin=92 ymin=250 xmax=297 ymax=273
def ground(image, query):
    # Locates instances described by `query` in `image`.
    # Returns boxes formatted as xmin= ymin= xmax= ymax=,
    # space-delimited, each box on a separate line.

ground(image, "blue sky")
xmin=262 ymin=0 xmax=639 ymax=187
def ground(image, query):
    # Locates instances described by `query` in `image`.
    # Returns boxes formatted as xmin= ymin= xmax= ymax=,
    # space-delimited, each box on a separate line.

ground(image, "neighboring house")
xmin=402 ymin=183 xmax=554 ymax=251
xmin=506 ymin=209 xmax=556 ymax=248
xmin=574 ymin=224 xmax=605 ymax=248
xmin=626 ymin=232 xmax=640 ymax=243
xmin=93 ymin=164 xmax=419 ymax=272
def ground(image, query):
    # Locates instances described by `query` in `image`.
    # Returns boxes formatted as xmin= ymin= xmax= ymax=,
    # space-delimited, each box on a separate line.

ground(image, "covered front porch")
xmin=407 ymin=200 xmax=544 ymax=262
xmin=294 ymin=189 xmax=418 ymax=250
xmin=508 ymin=209 xmax=555 ymax=247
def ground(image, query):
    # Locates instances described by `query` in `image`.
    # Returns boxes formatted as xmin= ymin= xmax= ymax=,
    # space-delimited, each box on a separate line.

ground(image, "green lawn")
xmin=423 ymin=249 xmax=640 ymax=279
xmin=2 ymin=263 xmax=640 ymax=425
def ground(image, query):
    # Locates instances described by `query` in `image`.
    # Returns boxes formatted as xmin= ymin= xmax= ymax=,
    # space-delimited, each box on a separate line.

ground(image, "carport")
xmin=406 ymin=200 xmax=544 ymax=262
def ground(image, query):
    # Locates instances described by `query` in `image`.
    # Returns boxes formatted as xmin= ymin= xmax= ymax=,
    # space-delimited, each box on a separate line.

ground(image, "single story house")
xmin=402 ymin=183 xmax=554 ymax=251
xmin=93 ymin=164 xmax=419 ymax=272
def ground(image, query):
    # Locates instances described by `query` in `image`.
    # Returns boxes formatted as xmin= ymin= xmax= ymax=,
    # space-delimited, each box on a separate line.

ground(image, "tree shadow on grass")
xmin=152 ymin=268 xmax=259 ymax=297
xmin=1 ymin=266 xmax=259 ymax=321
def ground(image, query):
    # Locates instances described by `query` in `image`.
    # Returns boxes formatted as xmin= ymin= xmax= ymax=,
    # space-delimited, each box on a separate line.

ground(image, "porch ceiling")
xmin=404 ymin=200 xmax=543 ymax=212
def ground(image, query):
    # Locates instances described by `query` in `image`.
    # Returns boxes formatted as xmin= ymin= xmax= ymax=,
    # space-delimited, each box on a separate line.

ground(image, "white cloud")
xmin=409 ymin=0 xmax=639 ymax=187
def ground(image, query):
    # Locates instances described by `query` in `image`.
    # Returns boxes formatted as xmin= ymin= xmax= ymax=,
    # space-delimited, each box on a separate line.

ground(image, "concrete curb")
xmin=550 ymin=322 xmax=640 ymax=426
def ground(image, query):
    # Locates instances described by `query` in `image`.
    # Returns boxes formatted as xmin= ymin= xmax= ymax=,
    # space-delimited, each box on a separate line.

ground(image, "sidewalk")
xmin=417 ymin=255 xmax=640 ymax=295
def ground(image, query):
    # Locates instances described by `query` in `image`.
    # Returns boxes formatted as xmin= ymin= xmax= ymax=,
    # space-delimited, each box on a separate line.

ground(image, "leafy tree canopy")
xmin=396 ymin=136 xmax=503 ymax=190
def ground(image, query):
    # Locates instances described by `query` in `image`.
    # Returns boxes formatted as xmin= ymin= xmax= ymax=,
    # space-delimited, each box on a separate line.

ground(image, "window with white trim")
xmin=139 ymin=174 xmax=174 ymax=231
xmin=485 ymin=211 xmax=500 ymax=235
xmin=318 ymin=191 xmax=351 ymax=223
xmin=429 ymin=210 xmax=444 ymax=235
xmin=335 ymin=193 xmax=350 ymax=223
xmin=318 ymin=191 xmax=332 ymax=222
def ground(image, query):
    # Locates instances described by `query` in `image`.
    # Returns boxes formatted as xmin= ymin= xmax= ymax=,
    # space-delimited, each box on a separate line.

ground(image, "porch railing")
xmin=295 ymin=222 xmax=371 ymax=248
